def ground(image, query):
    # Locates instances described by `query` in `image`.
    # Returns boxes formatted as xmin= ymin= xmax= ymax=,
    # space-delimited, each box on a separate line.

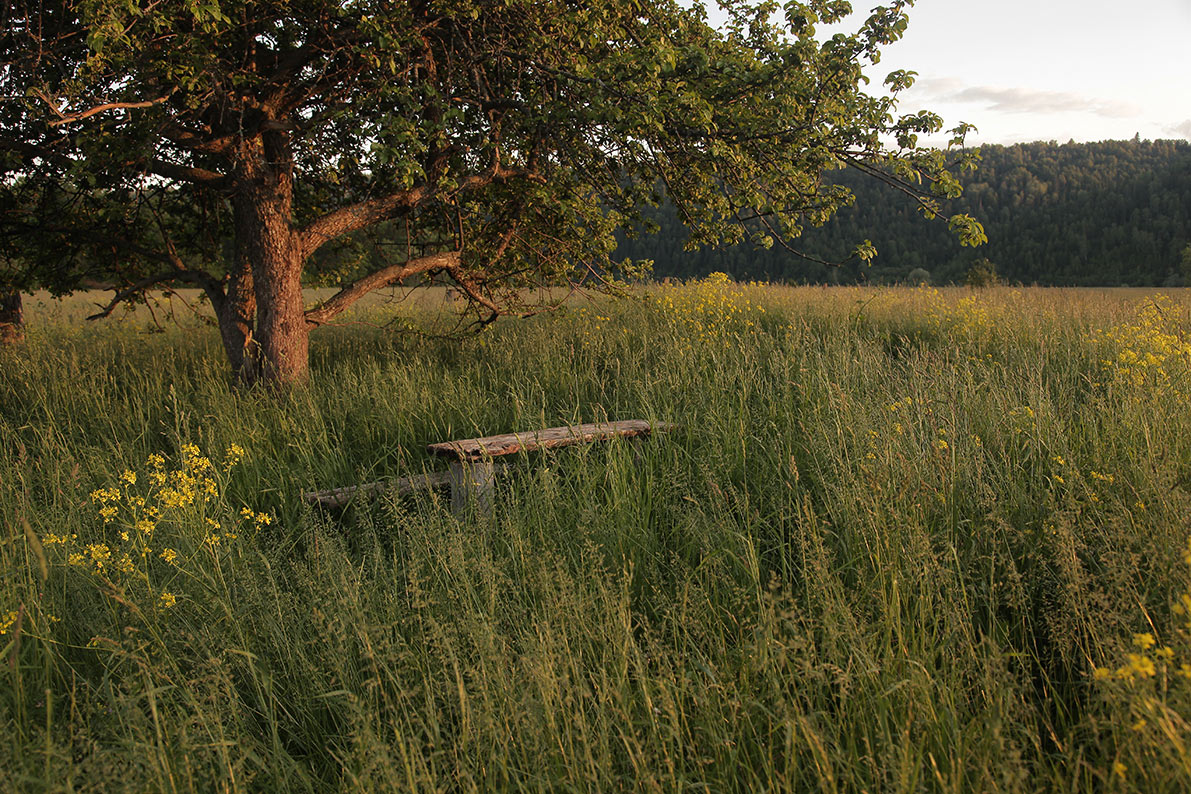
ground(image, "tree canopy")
xmin=0 ymin=0 xmax=982 ymax=383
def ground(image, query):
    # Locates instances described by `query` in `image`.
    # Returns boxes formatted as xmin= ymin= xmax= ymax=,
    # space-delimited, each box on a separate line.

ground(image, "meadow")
xmin=3 ymin=280 xmax=1191 ymax=792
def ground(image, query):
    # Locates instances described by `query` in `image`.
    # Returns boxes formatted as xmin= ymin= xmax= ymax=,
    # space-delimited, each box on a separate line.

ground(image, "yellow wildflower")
xmin=83 ymin=543 xmax=112 ymax=571
xmin=223 ymin=444 xmax=245 ymax=471
xmin=1126 ymin=653 xmax=1156 ymax=677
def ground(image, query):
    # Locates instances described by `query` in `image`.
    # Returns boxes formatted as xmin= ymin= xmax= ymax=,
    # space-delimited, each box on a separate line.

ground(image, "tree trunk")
xmin=0 ymin=290 xmax=24 ymax=344
xmin=214 ymin=263 xmax=257 ymax=382
xmin=231 ymin=135 xmax=308 ymax=386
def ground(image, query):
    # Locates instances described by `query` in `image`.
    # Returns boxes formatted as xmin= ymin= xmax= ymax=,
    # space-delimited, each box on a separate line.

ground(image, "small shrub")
xmin=966 ymin=257 xmax=1001 ymax=287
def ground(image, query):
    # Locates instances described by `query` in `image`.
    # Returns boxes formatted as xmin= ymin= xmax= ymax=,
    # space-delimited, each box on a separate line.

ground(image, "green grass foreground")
xmin=3 ymin=282 xmax=1191 ymax=792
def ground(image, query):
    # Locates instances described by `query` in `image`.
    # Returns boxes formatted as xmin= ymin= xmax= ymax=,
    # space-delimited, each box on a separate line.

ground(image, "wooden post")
xmin=449 ymin=458 xmax=495 ymax=518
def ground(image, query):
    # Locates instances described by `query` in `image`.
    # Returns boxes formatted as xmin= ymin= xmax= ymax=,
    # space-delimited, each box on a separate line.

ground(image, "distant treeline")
xmin=616 ymin=139 xmax=1191 ymax=286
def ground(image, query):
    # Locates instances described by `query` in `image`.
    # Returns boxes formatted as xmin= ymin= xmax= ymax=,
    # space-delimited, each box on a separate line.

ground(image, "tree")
xmin=1 ymin=0 xmax=983 ymax=383
xmin=965 ymin=257 xmax=1000 ymax=287
xmin=906 ymin=267 xmax=930 ymax=286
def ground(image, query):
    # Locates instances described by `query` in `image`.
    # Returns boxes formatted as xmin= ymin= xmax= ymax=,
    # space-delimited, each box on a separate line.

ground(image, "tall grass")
xmin=2 ymin=283 xmax=1190 ymax=792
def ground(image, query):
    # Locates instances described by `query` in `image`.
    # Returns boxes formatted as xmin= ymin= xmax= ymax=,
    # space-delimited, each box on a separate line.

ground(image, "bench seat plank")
xmin=427 ymin=420 xmax=675 ymax=461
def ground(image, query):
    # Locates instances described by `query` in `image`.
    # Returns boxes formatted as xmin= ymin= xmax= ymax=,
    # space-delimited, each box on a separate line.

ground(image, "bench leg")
xmin=449 ymin=458 xmax=495 ymax=518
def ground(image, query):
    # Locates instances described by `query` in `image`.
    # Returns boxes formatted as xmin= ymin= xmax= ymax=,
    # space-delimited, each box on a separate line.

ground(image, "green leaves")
xmin=854 ymin=239 xmax=878 ymax=263
xmin=949 ymin=214 xmax=988 ymax=248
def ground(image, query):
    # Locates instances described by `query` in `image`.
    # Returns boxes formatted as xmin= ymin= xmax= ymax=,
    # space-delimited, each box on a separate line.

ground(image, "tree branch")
xmin=43 ymin=94 xmax=173 ymax=127
xmin=85 ymin=268 xmax=222 ymax=321
xmin=444 ymin=262 xmax=504 ymax=319
xmin=299 ymin=158 xmax=544 ymax=259
xmin=145 ymin=159 xmax=229 ymax=187
xmin=299 ymin=185 xmax=434 ymax=260
xmin=303 ymin=250 xmax=460 ymax=326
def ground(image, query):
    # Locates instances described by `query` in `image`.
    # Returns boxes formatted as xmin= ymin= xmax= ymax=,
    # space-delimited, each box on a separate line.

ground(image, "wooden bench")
xmin=303 ymin=419 xmax=676 ymax=514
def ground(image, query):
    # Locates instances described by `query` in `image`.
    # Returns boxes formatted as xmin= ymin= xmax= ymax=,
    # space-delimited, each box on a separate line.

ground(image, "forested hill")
xmin=616 ymin=139 xmax=1191 ymax=286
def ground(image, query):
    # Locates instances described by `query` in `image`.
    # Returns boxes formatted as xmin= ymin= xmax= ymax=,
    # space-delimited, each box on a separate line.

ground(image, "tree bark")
xmin=231 ymin=135 xmax=308 ymax=386
xmin=214 ymin=262 xmax=257 ymax=382
xmin=0 ymin=290 xmax=24 ymax=344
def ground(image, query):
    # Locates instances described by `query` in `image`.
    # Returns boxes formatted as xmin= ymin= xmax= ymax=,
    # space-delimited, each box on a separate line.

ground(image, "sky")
xmin=710 ymin=0 xmax=1191 ymax=147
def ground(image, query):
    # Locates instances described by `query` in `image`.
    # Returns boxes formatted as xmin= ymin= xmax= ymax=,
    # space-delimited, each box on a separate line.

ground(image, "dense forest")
xmin=617 ymin=138 xmax=1191 ymax=286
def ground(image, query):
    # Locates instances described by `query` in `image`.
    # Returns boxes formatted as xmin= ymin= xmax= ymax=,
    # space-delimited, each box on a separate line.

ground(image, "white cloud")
xmin=910 ymin=78 xmax=1142 ymax=120
xmin=1166 ymin=120 xmax=1191 ymax=139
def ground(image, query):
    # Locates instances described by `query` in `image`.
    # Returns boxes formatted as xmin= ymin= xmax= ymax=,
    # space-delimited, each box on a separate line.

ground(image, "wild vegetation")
xmin=4 ymin=281 xmax=1191 ymax=792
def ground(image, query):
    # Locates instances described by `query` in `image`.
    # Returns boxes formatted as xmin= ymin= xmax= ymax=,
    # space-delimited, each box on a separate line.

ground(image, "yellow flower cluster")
xmin=935 ymin=295 xmax=995 ymax=337
xmin=915 ymin=286 xmax=1027 ymax=342
xmin=223 ymin=443 xmax=245 ymax=472
xmin=649 ymin=273 xmax=766 ymax=343
xmin=44 ymin=444 xmax=271 ymax=616
xmin=1093 ymin=535 xmax=1191 ymax=782
xmin=1089 ymin=295 xmax=1191 ymax=395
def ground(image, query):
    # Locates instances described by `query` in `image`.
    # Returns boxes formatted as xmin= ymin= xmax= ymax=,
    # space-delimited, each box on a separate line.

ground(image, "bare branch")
xmin=146 ymin=159 xmax=229 ymax=187
xmin=444 ymin=262 xmax=506 ymax=320
xmin=45 ymin=94 xmax=173 ymax=127
xmin=303 ymin=250 xmax=460 ymax=326
xmin=85 ymin=268 xmax=222 ymax=321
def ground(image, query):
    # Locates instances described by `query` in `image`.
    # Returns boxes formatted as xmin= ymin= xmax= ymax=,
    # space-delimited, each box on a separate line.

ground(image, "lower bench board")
xmin=303 ymin=470 xmax=453 ymax=509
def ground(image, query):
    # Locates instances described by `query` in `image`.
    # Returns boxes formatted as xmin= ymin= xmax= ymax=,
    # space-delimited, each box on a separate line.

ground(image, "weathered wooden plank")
xmin=303 ymin=470 xmax=452 ymax=508
xmin=427 ymin=420 xmax=677 ymax=461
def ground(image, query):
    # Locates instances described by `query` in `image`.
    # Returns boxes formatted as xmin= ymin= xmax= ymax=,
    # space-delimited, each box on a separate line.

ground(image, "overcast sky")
xmin=708 ymin=0 xmax=1191 ymax=146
